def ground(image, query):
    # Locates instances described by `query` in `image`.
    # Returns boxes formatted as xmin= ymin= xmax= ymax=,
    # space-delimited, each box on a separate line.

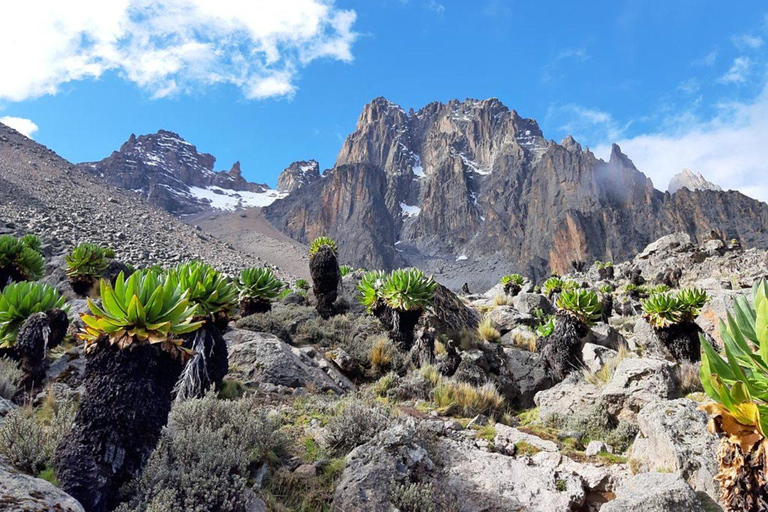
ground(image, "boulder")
xmin=582 ymin=343 xmax=618 ymax=373
xmin=494 ymin=424 xmax=558 ymax=453
xmin=630 ymin=399 xmax=720 ymax=505
xmin=601 ymin=358 xmax=680 ymax=421
xmin=426 ymin=284 xmax=480 ymax=336
xmin=503 ymin=347 xmax=552 ymax=408
xmin=0 ymin=461 xmax=85 ymax=512
xmin=636 ymin=233 xmax=693 ymax=260
xmin=512 ymin=293 xmax=554 ymax=316
xmin=601 ymin=472 xmax=703 ymax=512
xmin=225 ymin=329 xmax=355 ymax=394
xmin=534 ymin=375 xmax=601 ymax=421
xmin=487 ymin=306 xmax=533 ymax=333
xmin=582 ymin=324 xmax=627 ymax=351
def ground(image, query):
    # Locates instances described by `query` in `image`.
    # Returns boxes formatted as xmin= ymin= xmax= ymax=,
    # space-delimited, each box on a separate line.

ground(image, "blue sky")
xmin=1 ymin=1 xmax=767 ymax=199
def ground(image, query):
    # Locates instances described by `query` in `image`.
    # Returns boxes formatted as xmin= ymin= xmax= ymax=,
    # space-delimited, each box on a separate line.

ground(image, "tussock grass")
xmin=369 ymin=336 xmax=394 ymax=373
xmin=676 ymin=361 xmax=703 ymax=395
xmin=493 ymin=294 xmax=509 ymax=306
xmin=477 ymin=317 xmax=501 ymax=343
xmin=583 ymin=345 xmax=631 ymax=387
xmin=419 ymin=364 xmax=504 ymax=418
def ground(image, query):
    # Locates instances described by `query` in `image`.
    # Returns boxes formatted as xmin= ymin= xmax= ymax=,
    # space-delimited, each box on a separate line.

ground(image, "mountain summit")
xmin=668 ymin=168 xmax=723 ymax=194
xmin=77 ymin=130 xmax=284 ymax=214
xmin=264 ymin=97 xmax=768 ymax=289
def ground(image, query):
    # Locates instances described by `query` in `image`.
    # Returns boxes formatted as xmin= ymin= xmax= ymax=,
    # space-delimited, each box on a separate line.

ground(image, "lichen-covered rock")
xmin=503 ymin=347 xmax=552 ymax=408
xmin=601 ymin=472 xmax=703 ymax=512
xmin=601 ymin=358 xmax=680 ymax=421
xmin=512 ymin=292 xmax=554 ymax=316
xmin=486 ymin=306 xmax=533 ymax=333
xmin=534 ymin=375 xmax=601 ymax=421
xmin=225 ymin=329 xmax=354 ymax=394
xmin=629 ymin=399 xmax=720 ymax=504
xmin=582 ymin=343 xmax=618 ymax=373
xmin=0 ymin=461 xmax=84 ymax=512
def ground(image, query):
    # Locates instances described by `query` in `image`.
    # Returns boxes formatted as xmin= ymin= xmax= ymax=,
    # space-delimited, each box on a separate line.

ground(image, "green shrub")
xmin=79 ymin=270 xmax=202 ymax=357
xmin=235 ymin=305 xmax=317 ymax=342
xmin=340 ymin=265 xmax=354 ymax=277
xmin=388 ymin=482 xmax=437 ymax=512
xmin=0 ymin=281 xmax=65 ymax=349
xmin=325 ymin=398 xmax=391 ymax=454
xmin=556 ymin=289 xmax=602 ymax=326
xmin=295 ymin=278 xmax=310 ymax=290
xmin=20 ymin=234 xmax=42 ymax=253
xmin=641 ymin=288 xmax=708 ymax=328
xmin=65 ymin=243 xmax=113 ymax=279
xmin=117 ymin=394 xmax=286 ymax=512
xmin=171 ymin=261 xmax=237 ymax=317
xmin=358 ymin=268 xmax=436 ymax=312
xmin=500 ymin=274 xmax=524 ymax=286
xmin=309 ymin=236 xmax=338 ymax=256
xmin=0 ymin=357 xmax=23 ymax=399
xmin=0 ymin=235 xmax=45 ymax=282
xmin=236 ymin=267 xmax=284 ymax=301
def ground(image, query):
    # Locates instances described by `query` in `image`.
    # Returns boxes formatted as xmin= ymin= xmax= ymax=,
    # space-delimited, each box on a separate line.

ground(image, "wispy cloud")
xmin=677 ymin=78 xmax=700 ymax=94
xmin=541 ymin=48 xmax=590 ymax=82
xmin=594 ymin=85 xmax=768 ymax=202
xmin=547 ymin=103 xmax=629 ymax=144
xmin=720 ymin=56 xmax=752 ymax=84
xmin=733 ymin=34 xmax=764 ymax=50
xmin=425 ymin=0 xmax=445 ymax=14
xmin=0 ymin=116 xmax=38 ymax=138
xmin=0 ymin=0 xmax=358 ymax=102
xmin=692 ymin=49 xmax=718 ymax=67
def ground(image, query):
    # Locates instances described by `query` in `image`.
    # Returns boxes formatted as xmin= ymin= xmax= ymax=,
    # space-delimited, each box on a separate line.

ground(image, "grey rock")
xmin=0 ymin=461 xmax=85 ymax=512
xmin=637 ymin=233 xmax=693 ymax=260
xmin=503 ymin=347 xmax=552 ymax=408
xmin=534 ymin=375 xmax=601 ymax=421
xmin=225 ymin=329 xmax=355 ymax=394
xmin=584 ymin=440 xmax=610 ymax=457
xmin=630 ymin=399 xmax=720 ymax=504
xmin=512 ymin=292 xmax=554 ymax=316
xmin=487 ymin=305 xmax=533 ymax=333
xmin=601 ymin=472 xmax=703 ymax=512
xmin=582 ymin=343 xmax=618 ymax=373
xmin=583 ymin=324 xmax=627 ymax=351
xmin=494 ymin=424 xmax=558 ymax=453
xmin=601 ymin=358 xmax=680 ymax=421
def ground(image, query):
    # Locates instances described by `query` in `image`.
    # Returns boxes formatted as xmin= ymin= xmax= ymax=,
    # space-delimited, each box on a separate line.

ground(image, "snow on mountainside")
xmin=77 ymin=130 xmax=281 ymax=214
xmin=668 ymin=168 xmax=723 ymax=194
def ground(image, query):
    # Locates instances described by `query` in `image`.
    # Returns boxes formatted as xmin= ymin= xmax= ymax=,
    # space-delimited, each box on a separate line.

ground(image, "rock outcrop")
xmin=276 ymin=160 xmax=321 ymax=193
xmin=77 ymin=130 xmax=280 ymax=214
xmin=668 ymin=168 xmax=722 ymax=194
xmin=265 ymin=97 xmax=768 ymax=290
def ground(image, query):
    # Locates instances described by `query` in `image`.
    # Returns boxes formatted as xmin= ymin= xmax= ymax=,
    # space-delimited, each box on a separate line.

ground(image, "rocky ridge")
xmin=668 ymin=168 xmax=723 ymax=194
xmin=264 ymin=97 xmax=768 ymax=290
xmin=77 ymin=130 xmax=284 ymax=214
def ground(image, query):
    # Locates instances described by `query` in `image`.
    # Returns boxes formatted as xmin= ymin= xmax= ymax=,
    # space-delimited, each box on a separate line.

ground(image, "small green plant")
xmin=542 ymin=277 xmax=563 ymax=296
xmin=20 ymin=234 xmax=42 ymax=253
xmin=641 ymin=293 xmax=681 ymax=328
xmin=556 ymin=289 xmax=602 ymax=326
xmin=339 ymin=265 xmax=354 ymax=277
xmin=650 ymin=284 xmax=671 ymax=294
xmin=381 ymin=268 xmax=437 ymax=311
xmin=173 ymin=261 xmax=237 ymax=317
xmin=309 ymin=236 xmax=338 ymax=255
xmin=594 ymin=260 xmax=613 ymax=270
xmin=598 ymin=284 xmax=613 ymax=294
xmin=536 ymin=317 xmax=555 ymax=337
xmin=0 ymin=282 xmax=65 ymax=349
xmin=79 ymin=270 xmax=202 ymax=358
xmin=358 ymin=270 xmax=387 ymax=311
xmin=65 ymin=243 xmax=113 ymax=279
xmin=0 ymin=235 xmax=45 ymax=283
xmin=501 ymin=274 xmax=524 ymax=286
xmin=236 ymin=267 xmax=284 ymax=301
xmin=295 ymin=278 xmax=310 ymax=290
xmin=676 ymin=287 xmax=709 ymax=321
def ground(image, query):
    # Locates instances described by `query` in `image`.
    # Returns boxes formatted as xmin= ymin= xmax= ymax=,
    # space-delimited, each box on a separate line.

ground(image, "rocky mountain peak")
xmin=668 ymin=168 xmax=723 ymax=194
xmin=78 ymin=131 xmax=279 ymax=214
xmin=277 ymin=160 xmax=321 ymax=193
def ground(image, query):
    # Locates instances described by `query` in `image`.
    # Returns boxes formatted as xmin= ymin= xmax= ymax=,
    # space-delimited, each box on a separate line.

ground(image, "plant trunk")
xmin=715 ymin=437 xmax=768 ymax=512
xmin=372 ymin=302 xmax=422 ymax=351
xmin=655 ymin=322 xmax=702 ymax=362
xmin=0 ymin=265 xmax=25 ymax=290
xmin=410 ymin=325 xmax=435 ymax=368
xmin=503 ymin=282 xmax=521 ymax=297
xmin=309 ymin=246 xmax=340 ymax=319
xmin=175 ymin=323 xmax=229 ymax=401
xmin=601 ymin=294 xmax=613 ymax=323
xmin=55 ymin=342 xmax=183 ymax=512
xmin=13 ymin=310 xmax=68 ymax=398
xmin=239 ymin=297 xmax=272 ymax=317
xmin=69 ymin=275 xmax=97 ymax=297
xmin=539 ymin=311 xmax=586 ymax=382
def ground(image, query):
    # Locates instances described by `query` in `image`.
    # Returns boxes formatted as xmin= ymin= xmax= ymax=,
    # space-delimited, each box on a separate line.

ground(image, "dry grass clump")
xmin=493 ymin=294 xmax=509 ymax=306
xmin=419 ymin=364 xmax=504 ymax=418
xmin=583 ymin=345 xmax=631 ymax=387
xmin=369 ymin=336 xmax=394 ymax=374
xmin=509 ymin=330 xmax=537 ymax=352
xmin=477 ymin=317 xmax=500 ymax=343
xmin=0 ymin=356 xmax=23 ymax=400
xmin=676 ymin=361 xmax=703 ymax=395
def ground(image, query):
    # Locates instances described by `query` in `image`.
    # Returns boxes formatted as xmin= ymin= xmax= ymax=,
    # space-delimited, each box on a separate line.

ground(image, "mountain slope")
xmin=264 ymin=97 xmax=768 ymax=289
xmin=77 ymin=130 xmax=285 ymax=214
xmin=0 ymin=122 xmax=285 ymax=276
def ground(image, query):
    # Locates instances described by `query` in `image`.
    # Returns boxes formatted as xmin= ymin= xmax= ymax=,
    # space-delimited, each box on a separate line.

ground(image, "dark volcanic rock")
xmin=264 ymin=97 xmax=768 ymax=290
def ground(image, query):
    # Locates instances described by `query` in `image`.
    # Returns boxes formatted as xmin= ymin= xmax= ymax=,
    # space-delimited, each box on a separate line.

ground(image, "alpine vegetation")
xmin=236 ymin=266 xmax=284 ymax=316
xmin=309 ymin=236 xmax=342 ymax=319
xmin=55 ymin=270 xmax=203 ymax=512
xmin=641 ymin=287 xmax=708 ymax=361
xmin=65 ymin=243 xmax=115 ymax=296
xmin=0 ymin=234 xmax=45 ymax=288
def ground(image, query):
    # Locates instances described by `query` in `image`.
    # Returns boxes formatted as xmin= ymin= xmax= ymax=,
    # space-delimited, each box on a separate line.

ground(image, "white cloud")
xmin=0 ymin=0 xmax=357 ymax=102
xmin=733 ymin=34 xmax=764 ymax=50
xmin=0 ymin=116 xmax=39 ymax=138
xmin=692 ymin=49 xmax=718 ymax=67
xmin=426 ymin=0 xmax=445 ymax=14
xmin=720 ymin=56 xmax=752 ymax=84
xmin=594 ymin=85 xmax=768 ymax=203
xmin=548 ymin=104 xmax=628 ymax=144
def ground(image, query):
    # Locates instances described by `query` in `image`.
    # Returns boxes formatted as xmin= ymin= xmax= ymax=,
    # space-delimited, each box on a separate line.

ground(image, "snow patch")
xmin=188 ymin=186 xmax=287 ymax=211
xmin=400 ymin=202 xmax=421 ymax=217
xmin=456 ymin=254 xmax=468 ymax=261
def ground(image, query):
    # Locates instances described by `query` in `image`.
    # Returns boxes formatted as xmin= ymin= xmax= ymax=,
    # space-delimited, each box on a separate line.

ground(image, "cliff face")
xmin=276 ymin=160 xmax=321 ymax=193
xmin=77 ymin=130 xmax=275 ymax=214
xmin=265 ymin=97 xmax=768 ymax=288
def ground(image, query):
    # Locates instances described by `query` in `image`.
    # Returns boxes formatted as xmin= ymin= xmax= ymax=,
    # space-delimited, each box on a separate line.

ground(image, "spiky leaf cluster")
xmin=542 ymin=277 xmax=578 ymax=296
xmin=598 ymin=284 xmax=613 ymax=294
xmin=79 ymin=270 xmax=202 ymax=357
xmin=20 ymin=235 xmax=42 ymax=253
xmin=641 ymin=288 xmax=709 ymax=328
xmin=0 ymin=282 xmax=65 ymax=348
xmin=340 ymin=265 xmax=354 ymax=277
xmin=65 ymin=243 xmax=113 ymax=279
xmin=556 ymin=289 xmax=602 ymax=326
xmin=594 ymin=260 xmax=613 ymax=269
xmin=0 ymin=235 xmax=45 ymax=282
xmin=309 ymin=237 xmax=338 ymax=256
xmin=700 ymin=280 xmax=768 ymax=442
xmin=236 ymin=267 xmax=284 ymax=301
xmin=501 ymin=274 xmax=524 ymax=286
xmin=173 ymin=261 xmax=237 ymax=317
xmin=358 ymin=268 xmax=436 ymax=312
xmin=536 ymin=317 xmax=555 ymax=337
